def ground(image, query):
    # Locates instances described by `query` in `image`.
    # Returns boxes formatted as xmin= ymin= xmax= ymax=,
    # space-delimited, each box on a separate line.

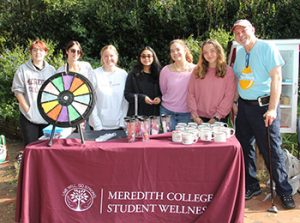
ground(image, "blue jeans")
xmin=160 ymin=105 xmax=191 ymax=131
xmin=236 ymin=98 xmax=292 ymax=196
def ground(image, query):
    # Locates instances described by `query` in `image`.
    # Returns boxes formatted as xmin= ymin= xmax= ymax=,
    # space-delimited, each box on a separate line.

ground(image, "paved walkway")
xmin=244 ymin=185 xmax=300 ymax=223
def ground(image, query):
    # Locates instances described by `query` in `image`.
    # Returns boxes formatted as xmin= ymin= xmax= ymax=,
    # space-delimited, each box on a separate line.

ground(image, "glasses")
xmin=70 ymin=49 xmax=81 ymax=54
xmin=32 ymin=48 xmax=44 ymax=53
xmin=141 ymin=54 xmax=153 ymax=59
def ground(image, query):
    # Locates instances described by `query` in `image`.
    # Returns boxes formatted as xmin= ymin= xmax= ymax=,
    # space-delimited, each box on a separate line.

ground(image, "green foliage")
xmin=0 ymin=0 xmax=299 ymax=145
xmin=0 ymin=45 xmax=27 ymax=121
xmin=208 ymin=28 xmax=233 ymax=53
xmin=0 ymin=100 xmax=19 ymax=121
xmin=1 ymin=0 xmax=299 ymax=67
xmin=0 ymin=45 xmax=28 ymax=103
xmin=185 ymin=35 xmax=201 ymax=64
xmin=282 ymin=133 xmax=299 ymax=157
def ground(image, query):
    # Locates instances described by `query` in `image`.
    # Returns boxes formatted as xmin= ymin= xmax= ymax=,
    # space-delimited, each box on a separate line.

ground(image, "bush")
xmin=185 ymin=35 xmax=201 ymax=64
xmin=208 ymin=28 xmax=233 ymax=53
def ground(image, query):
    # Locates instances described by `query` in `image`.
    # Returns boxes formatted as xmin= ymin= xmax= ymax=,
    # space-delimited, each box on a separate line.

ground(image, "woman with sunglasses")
xmin=12 ymin=39 xmax=56 ymax=146
xmin=56 ymin=40 xmax=96 ymax=131
xmin=124 ymin=46 xmax=162 ymax=116
xmin=88 ymin=45 xmax=128 ymax=130
xmin=57 ymin=40 xmax=96 ymax=87
xmin=159 ymin=39 xmax=195 ymax=130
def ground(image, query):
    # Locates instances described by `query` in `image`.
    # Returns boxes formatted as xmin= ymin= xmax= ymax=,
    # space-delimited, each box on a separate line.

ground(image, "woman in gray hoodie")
xmin=12 ymin=40 xmax=56 ymax=146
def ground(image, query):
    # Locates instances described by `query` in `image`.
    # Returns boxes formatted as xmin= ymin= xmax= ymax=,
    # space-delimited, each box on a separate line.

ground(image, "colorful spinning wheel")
xmin=37 ymin=72 xmax=95 ymax=145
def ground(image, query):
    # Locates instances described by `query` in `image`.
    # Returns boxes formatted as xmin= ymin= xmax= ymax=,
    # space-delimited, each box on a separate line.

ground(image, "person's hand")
xmin=193 ymin=117 xmax=203 ymax=125
xmin=152 ymin=97 xmax=161 ymax=105
xmin=264 ymin=109 xmax=277 ymax=127
xmin=208 ymin=118 xmax=216 ymax=124
xmin=145 ymin=96 xmax=153 ymax=105
xmin=232 ymin=103 xmax=238 ymax=116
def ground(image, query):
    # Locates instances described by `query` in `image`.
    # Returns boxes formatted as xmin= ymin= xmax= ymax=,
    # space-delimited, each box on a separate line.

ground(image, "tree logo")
xmin=63 ymin=184 xmax=96 ymax=212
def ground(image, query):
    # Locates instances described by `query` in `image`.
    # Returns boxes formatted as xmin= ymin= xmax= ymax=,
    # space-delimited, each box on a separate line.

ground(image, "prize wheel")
xmin=37 ymin=72 xmax=95 ymax=145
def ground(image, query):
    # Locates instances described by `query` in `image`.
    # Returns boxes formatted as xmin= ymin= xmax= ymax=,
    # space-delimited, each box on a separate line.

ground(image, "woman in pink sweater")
xmin=187 ymin=39 xmax=236 ymax=124
xmin=159 ymin=39 xmax=195 ymax=130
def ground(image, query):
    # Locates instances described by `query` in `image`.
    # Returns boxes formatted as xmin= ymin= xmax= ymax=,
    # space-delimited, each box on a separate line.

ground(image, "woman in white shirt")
xmin=89 ymin=45 xmax=128 ymax=130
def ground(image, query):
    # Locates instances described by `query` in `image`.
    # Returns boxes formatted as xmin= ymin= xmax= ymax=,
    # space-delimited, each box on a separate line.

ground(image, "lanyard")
xmin=245 ymin=53 xmax=250 ymax=68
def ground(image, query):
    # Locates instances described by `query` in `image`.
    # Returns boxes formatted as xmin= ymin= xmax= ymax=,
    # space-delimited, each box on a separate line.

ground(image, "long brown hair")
xmin=193 ymin=39 xmax=227 ymax=79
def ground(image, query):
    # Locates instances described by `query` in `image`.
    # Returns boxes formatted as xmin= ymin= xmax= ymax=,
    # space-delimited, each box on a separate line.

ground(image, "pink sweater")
xmin=159 ymin=65 xmax=193 ymax=112
xmin=187 ymin=66 xmax=236 ymax=119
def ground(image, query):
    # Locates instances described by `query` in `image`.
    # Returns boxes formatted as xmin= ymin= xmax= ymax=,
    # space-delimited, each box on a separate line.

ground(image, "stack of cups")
xmin=124 ymin=116 xmax=153 ymax=142
xmin=139 ymin=116 xmax=150 ymax=142
xmin=161 ymin=114 xmax=171 ymax=133
xmin=198 ymin=123 xmax=214 ymax=141
xmin=125 ymin=118 xmax=137 ymax=143
xmin=212 ymin=125 xmax=235 ymax=143
xmin=149 ymin=116 xmax=160 ymax=135
xmin=197 ymin=122 xmax=235 ymax=143
xmin=172 ymin=122 xmax=199 ymax=145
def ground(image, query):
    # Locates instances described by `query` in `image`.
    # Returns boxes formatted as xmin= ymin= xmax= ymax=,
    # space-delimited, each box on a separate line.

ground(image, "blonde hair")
xmin=100 ymin=44 xmax=119 ymax=65
xmin=169 ymin=39 xmax=193 ymax=63
xmin=193 ymin=39 xmax=227 ymax=79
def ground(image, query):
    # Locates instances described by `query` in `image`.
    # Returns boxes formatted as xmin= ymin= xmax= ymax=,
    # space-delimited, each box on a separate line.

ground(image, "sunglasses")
xmin=70 ymin=49 xmax=81 ymax=54
xmin=141 ymin=54 xmax=153 ymax=59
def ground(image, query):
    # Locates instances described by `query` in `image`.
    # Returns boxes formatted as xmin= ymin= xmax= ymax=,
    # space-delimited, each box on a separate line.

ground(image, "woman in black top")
xmin=124 ymin=46 xmax=162 ymax=116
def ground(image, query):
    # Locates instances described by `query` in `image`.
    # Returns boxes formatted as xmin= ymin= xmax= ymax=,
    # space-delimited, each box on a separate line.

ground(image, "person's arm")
xmin=12 ymin=66 xmax=29 ymax=112
xmin=214 ymin=67 xmax=237 ymax=119
xmin=88 ymin=70 xmax=103 ymax=131
xmin=88 ymin=105 xmax=103 ymax=130
xmin=124 ymin=73 xmax=136 ymax=103
xmin=152 ymin=79 xmax=162 ymax=105
xmin=15 ymin=92 xmax=29 ymax=113
xmin=232 ymin=92 xmax=239 ymax=116
xmin=187 ymin=75 xmax=203 ymax=124
xmin=264 ymin=65 xmax=282 ymax=127
xmin=88 ymin=65 xmax=97 ymax=90
xmin=120 ymin=98 xmax=129 ymax=128
xmin=159 ymin=67 xmax=168 ymax=96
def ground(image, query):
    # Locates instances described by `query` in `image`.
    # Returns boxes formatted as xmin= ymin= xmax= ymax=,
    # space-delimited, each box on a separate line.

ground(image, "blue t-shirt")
xmin=233 ymin=40 xmax=284 ymax=100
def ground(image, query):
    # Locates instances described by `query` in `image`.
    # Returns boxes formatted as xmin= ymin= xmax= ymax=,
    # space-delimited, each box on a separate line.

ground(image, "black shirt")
xmin=124 ymin=71 xmax=161 ymax=116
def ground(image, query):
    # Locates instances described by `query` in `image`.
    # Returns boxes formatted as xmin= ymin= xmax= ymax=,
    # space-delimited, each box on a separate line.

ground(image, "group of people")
xmin=12 ymin=19 xmax=296 ymax=209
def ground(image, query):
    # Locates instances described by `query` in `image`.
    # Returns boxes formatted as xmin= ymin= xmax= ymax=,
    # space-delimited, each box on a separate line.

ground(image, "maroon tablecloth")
xmin=16 ymin=134 xmax=245 ymax=223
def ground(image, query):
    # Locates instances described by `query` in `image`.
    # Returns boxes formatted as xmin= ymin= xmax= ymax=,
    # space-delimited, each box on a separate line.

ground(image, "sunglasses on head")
xmin=70 ymin=49 xmax=81 ymax=54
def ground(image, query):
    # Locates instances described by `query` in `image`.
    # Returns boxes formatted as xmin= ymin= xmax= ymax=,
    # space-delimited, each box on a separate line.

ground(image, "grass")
xmin=282 ymin=133 xmax=299 ymax=157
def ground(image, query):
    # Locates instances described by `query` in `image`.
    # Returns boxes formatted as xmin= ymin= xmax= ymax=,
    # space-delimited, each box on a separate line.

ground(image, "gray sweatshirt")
xmin=11 ymin=59 xmax=56 ymax=124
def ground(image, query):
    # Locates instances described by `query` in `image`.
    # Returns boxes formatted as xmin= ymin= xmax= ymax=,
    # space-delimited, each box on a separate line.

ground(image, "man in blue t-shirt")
xmin=232 ymin=19 xmax=295 ymax=209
